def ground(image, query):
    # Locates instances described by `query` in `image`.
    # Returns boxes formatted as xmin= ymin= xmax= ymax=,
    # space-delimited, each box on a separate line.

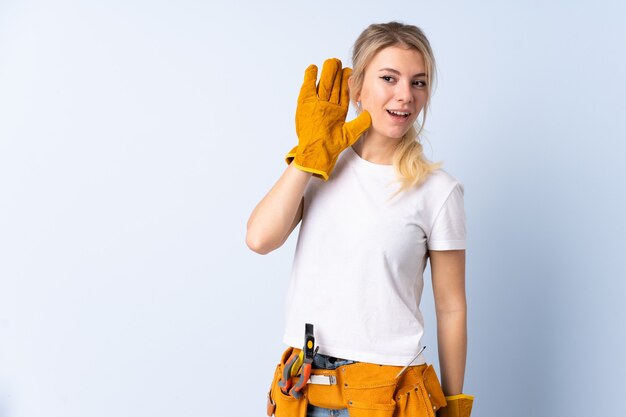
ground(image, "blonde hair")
xmin=350 ymin=22 xmax=443 ymax=196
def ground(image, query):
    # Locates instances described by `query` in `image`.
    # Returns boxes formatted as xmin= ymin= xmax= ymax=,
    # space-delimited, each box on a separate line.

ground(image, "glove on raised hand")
xmin=437 ymin=394 xmax=474 ymax=417
xmin=285 ymin=58 xmax=371 ymax=180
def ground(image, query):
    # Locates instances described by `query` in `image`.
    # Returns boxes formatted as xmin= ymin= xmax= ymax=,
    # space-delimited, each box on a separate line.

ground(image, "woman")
xmin=247 ymin=21 xmax=474 ymax=417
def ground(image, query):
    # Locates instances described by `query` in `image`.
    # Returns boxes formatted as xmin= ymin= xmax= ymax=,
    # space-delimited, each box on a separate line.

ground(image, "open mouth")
xmin=386 ymin=109 xmax=411 ymax=119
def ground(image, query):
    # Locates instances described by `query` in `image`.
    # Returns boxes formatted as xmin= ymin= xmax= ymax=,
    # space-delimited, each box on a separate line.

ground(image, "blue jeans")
xmin=307 ymin=353 xmax=358 ymax=417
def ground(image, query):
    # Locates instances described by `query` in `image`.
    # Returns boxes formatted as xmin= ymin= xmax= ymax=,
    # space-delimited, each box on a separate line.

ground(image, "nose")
xmin=395 ymin=81 xmax=413 ymax=103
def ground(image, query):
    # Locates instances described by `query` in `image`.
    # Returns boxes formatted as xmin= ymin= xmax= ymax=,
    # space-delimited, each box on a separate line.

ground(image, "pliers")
xmin=278 ymin=349 xmax=304 ymax=394
xmin=277 ymin=323 xmax=318 ymax=399
xmin=289 ymin=323 xmax=317 ymax=399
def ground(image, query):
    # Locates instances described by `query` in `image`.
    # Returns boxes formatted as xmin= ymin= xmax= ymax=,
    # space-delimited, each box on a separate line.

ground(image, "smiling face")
xmin=353 ymin=46 xmax=429 ymax=142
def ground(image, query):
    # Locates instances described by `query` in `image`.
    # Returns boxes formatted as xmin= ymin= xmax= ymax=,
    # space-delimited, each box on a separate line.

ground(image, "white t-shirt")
xmin=282 ymin=145 xmax=466 ymax=366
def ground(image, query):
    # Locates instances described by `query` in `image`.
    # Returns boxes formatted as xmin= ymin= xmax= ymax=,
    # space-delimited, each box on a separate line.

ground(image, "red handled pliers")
xmin=289 ymin=323 xmax=317 ymax=399
xmin=278 ymin=349 xmax=304 ymax=394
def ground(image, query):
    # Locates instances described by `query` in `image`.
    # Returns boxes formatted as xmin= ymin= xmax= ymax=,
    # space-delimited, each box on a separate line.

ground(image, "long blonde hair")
xmin=350 ymin=22 xmax=443 ymax=195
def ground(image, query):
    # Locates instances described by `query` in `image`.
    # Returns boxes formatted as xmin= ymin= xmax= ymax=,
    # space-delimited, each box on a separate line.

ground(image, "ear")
xmin=348 ymin=76 xmax=360 ymax=103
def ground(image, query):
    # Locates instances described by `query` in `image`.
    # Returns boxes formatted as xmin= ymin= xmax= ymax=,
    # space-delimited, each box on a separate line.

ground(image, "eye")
xmin=380 ymin=75 xmax=395 ymax=83
xmin=413 ymin=80 xmax=428 ymax=88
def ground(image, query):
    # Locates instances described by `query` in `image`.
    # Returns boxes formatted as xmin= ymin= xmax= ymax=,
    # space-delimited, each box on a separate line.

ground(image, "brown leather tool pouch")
xmin=343 ymin=377 xmax=397 ymax=417
xmin=266 ymin=347 xmax=308 ymax=417
xmin=267 ymin=347 xmax=447 ymax=417
xmin=394 ymin=364 xmax=448 ymax=417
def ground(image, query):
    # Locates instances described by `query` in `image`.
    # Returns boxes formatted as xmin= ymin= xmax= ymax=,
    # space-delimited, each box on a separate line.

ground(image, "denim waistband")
xmin=312 ymin=352 xmax=358 ymax=370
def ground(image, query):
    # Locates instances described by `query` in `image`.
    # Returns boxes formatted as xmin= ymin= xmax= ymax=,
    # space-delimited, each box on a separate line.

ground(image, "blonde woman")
xmin=247 ymin=21 xmax=474 ymax=417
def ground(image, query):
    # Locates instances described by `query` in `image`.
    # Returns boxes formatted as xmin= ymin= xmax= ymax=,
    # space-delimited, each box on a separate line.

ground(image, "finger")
xmin=339 ymin=67 xmax=352 ymax=108
xmin=329 ymin=61 xmax=344 ymax=104
xmin=298 ymin=64 xmax=318 ymax=102
xmin=317 ymin=58 xmax=341 ymax=102
xmin=343 ymin=110 xmax=372 ymax=145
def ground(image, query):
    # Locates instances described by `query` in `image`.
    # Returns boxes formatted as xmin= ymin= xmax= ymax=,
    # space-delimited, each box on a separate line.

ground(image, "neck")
xmin=352 ymin=131 xmax=401 ymax=165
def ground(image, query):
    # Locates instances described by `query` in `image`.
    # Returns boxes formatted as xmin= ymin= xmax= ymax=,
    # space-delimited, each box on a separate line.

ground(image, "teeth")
xmin=388 ymin=110 xmax=410 ymax=117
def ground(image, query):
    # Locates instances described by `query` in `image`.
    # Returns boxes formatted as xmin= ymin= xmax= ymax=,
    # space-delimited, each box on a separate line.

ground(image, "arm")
xmin=247 ymin=58 xmax=369 ymax=255
xmin=430 ymin=249 xmax=467 ymax=396
xmin=245 ymin=163 xmax=310 ymax=255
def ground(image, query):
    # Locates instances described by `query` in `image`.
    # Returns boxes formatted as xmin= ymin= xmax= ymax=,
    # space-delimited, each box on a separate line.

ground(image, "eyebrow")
xmin=379 ymin=68 xmax=427 ymax=77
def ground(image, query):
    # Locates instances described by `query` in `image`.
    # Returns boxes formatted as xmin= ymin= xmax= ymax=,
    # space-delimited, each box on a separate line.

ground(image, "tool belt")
xmin=267 ymin=346 xmax=448 ymax=417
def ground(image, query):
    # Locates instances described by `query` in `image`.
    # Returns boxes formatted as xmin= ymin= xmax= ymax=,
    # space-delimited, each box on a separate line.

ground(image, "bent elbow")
xmin=245 ymin=232 xmax=275 ymax=255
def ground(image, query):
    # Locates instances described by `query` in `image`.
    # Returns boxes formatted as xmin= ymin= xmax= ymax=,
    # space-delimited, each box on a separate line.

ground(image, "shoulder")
xmin=421 ymin=168 xmax=464 ymax=196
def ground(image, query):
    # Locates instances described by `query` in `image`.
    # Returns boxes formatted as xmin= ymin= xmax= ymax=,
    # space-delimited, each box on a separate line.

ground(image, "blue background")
xmin=1 ymin=1 xmax=624 ymax=416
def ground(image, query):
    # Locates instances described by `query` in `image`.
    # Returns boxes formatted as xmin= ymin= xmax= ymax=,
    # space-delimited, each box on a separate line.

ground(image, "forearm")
xmin=436 ymin=310 xmax=467 ymax=396
xmin=246 ymin=163 xmax=311 ymax=254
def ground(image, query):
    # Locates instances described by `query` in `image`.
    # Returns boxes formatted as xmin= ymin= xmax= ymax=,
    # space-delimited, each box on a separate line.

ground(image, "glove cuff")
xmin=445 ymin=394 xmax=475 ymax=401
xmin=291 ymin=160 xmax=329 ymax=181
xmin=285 ymin=145 xmax=298 ymax=165
xmin=285 ymin=145 xmax=332 ymax=181
xmin=437 ymin=393 xmax=474 ymax=417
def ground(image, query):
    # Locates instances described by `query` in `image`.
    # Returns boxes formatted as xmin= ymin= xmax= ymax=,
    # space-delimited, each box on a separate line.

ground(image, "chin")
xmin=386 ymin=128 xmax=411 ymax=140
xmin=369 ymin=125 xmax=410 ymax=141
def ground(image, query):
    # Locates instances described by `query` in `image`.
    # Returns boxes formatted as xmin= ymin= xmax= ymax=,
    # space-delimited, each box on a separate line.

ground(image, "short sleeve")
xmin=427 ymin=183 xmax=466 ymax=250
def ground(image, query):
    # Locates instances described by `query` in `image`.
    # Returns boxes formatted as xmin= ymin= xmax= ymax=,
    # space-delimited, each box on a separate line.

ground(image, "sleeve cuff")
xmin=427 ymin=240 xmax=466 ymax=251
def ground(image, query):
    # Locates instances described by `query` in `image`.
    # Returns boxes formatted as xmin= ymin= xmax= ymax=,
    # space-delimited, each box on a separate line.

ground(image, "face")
xmin=354 ymin=46 xmax=428 ymax=142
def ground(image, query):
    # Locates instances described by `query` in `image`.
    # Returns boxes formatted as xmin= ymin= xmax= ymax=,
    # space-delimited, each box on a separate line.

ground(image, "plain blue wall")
xmin=1 ymin=1 xmax=624 ymax=416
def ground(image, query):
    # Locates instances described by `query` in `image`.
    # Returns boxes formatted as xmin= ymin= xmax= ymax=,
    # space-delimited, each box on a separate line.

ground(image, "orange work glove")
xmin=437 ymin=394 xmax=474 ymax=417
xmin=285 ymin=58 xmax=371 ymax=180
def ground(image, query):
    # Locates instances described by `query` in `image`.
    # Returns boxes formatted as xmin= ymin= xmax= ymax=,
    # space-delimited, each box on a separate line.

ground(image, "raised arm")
xmin=247 ymin=58 xmax=370 ymax=255
xmin=246 ymin=164 xmax=310 ymax=255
